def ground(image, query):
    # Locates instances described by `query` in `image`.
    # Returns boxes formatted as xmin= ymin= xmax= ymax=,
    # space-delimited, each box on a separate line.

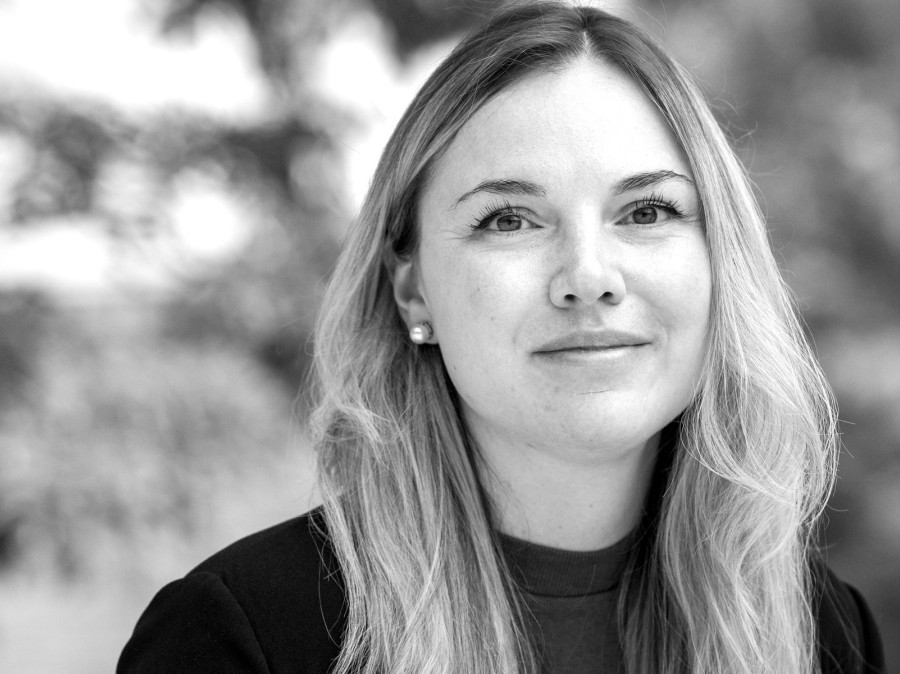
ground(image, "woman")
xmin=119 ymin=3 xmax=885 ymax=673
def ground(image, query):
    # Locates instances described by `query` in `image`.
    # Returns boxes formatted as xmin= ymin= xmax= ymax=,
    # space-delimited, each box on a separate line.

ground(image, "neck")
xmin=476 ymin=432 xmax=660 ymax=551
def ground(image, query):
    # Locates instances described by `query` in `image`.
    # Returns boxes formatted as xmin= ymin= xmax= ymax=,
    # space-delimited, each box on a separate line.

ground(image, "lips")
xmin=533 ymin=329 xmax=651 ymax=353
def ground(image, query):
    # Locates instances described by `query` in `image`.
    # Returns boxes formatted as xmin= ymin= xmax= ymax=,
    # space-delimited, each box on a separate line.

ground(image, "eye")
xmin=632 ymin=206 xmax=660 ymax=225
xmin=470 ymin=201 xmax=540 ymax=233
xmin=620 ymin=194 xmax=686 ymax=227
xmin=493 ymin=213 xmax=526 ymax=231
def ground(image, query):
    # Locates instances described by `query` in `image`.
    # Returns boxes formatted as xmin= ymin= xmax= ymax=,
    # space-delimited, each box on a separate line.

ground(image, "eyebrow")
xmin=452 ymin=169 xmax=695 ymax=208
xmin=452 ymin=179 xmax=546 ymax=208
xmin=612 ymin=169 xmax=695 ymax=194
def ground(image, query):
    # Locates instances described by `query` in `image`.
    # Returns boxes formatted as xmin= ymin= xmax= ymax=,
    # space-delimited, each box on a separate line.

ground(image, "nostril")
xmin=549 ymin=255 xmax=627 ymax=308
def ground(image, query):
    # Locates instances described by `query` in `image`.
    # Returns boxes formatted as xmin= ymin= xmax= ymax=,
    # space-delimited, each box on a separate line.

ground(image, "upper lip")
xmin=534 ymin=329 xmax=651 ymax=353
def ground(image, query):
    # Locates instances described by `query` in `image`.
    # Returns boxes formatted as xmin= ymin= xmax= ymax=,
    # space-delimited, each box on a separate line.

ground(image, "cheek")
xmin=685 ymin=250 xmax=713 ymax=328
xmin=420 ymin=250 xmax=543 ymax=397
xmin=429 ymin=262 xmax=488 ymax=327
xmin=638 ymin=241 xmax=712 ymax=344
xmin=662 ymin=239 xmax=710 ymax=301
xmin=424 ymin=253 xmax=535 ymax=332
xmin=672 ymin=257 xmax=712 ymax=375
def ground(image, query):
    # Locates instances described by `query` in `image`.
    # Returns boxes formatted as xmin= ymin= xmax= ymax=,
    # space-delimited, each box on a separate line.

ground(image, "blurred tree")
xmin=0 ymin=0 xmax=507 ymax=581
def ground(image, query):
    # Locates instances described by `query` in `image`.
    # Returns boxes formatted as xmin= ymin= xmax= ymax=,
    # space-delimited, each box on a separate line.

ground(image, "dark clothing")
xmin=118 ymin=509 xmax=885 ymax=673
xmin=119 ymin=509 xmax=344 ymax=674
xmin=500 ymin=531 xmax=632 ymax=673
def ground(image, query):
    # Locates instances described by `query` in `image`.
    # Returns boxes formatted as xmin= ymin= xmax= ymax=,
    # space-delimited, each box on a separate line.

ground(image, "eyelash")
xmin=469 ymin=199 xmax=527 ymax=232
xmin=628 ymin=192 xmax=686 ymax=223
xmin=468 ymin=192 xmax=687 ymax=232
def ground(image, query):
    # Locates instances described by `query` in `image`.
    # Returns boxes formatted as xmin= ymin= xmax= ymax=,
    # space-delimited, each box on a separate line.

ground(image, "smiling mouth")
xmin=542 ymin=345 xmax=642 ymax=352
xmin=534 ymin=344 xmax=647 ymax=359
xmin=533 ymin=330 xmax=652 ymax=355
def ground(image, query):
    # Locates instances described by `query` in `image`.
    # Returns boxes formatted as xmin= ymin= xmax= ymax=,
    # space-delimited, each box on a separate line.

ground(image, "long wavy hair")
xmin=309 ymin=3 xmax=838 ymax=672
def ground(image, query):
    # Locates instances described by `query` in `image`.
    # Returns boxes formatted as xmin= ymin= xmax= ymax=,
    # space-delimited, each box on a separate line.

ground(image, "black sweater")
xmin=118 ymin=509 xmax=885 ymax=673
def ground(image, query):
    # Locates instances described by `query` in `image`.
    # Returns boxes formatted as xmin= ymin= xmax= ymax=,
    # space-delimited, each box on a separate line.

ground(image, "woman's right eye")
xmin=472 ymin=206 xmax=538 ymax=233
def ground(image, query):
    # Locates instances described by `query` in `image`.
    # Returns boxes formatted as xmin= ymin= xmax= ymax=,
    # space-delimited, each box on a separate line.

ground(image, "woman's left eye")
xmin=493 ymin=213 xmax=527 ymax=231
xmin=620 ymin=197 xmax=685 ymax=226
xmin=632 ymin=206 xmax=660 ymax=225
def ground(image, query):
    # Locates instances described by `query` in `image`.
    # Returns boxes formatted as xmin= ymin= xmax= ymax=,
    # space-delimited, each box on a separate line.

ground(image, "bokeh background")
xmin=0 ymin=0 xmax=896 ymax=671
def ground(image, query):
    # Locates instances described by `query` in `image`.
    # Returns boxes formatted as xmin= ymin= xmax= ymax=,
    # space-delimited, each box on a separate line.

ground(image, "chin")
xmin=560 ymin=402 xmax=681 ymax=455
xmin=535 ymin=419 xmax=664 ymax=459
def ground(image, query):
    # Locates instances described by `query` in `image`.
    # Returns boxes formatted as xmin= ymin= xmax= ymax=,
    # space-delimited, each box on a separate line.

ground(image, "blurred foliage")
xmin=0 ymin=0 xmax=897 ymax=668
xmin=0 ymin=0 xmax=507 ymax=582
xmin=0 ymin=293 xmax=296 ymax=578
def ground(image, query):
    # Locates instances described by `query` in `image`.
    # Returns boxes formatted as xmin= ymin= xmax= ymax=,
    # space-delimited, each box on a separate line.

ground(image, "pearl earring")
xmin=409 ymin=322 xmax=433 ymax=345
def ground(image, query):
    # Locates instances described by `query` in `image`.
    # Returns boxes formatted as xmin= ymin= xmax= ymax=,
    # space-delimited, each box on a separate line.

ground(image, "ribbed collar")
xmin=499 ymin=530 xmax=636 ymax=598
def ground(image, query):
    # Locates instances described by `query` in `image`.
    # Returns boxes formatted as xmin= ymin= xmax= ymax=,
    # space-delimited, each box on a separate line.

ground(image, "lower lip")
xmin=533 ymin=344 xmax=648 ymax=364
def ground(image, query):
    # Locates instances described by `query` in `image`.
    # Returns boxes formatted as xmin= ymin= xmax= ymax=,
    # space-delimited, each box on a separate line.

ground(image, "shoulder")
xmin=118 ymin=508 xmax=346 ymax=674
xmin=190 ymin=507 xmax=340 ymax=599
xmin=812 ymin=558 xmax=885 ymax=674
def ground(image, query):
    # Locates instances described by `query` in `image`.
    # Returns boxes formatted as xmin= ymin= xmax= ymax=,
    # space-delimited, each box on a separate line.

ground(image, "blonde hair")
xmin=309 ymin=3 xmax=838 ymax=672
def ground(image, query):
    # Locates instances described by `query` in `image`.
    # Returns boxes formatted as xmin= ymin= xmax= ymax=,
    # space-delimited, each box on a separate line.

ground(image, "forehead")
xmin=424 ymin=57 xmax=690 ymax=202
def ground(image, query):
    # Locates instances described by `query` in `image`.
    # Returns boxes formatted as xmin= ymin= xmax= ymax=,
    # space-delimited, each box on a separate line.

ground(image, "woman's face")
xmin=405 ymin=57 xmax=711 ymax=459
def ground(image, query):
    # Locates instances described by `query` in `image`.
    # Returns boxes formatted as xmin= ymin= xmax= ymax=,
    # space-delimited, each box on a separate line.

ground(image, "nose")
xmin=549 ymin=224 xmax=626 ymax=308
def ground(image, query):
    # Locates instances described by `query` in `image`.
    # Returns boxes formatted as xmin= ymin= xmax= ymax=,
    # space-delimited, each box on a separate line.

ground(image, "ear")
xmin=387 ymin=253 xmax=435 ymax=343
